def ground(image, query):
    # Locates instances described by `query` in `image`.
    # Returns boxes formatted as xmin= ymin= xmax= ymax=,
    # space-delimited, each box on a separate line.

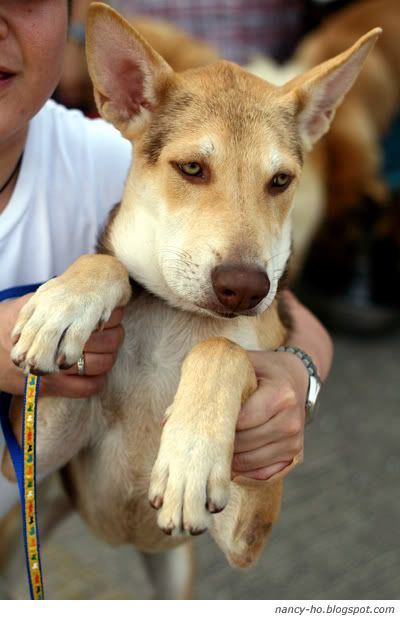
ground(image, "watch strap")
xmin=275 ymin=345 xmax=321 ymax=423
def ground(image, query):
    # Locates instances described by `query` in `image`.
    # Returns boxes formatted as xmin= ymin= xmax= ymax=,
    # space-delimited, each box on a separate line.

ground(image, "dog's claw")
xmin=11 ymin=333 xmax=20 ymax=346
xmin=188 ymin=527 xmax=207 ymax=536
xmin=206 ymin=500 xmax=225 ymax=514
xmin=12 ymin=353 xmax=26 ymax=368
xmin=161 ymin=526 xmax=173 ymax=536
xmin=149 ymin=495 xmax=163 ymax=510
xmin=29 ymin=367 xmax=49 ymax=377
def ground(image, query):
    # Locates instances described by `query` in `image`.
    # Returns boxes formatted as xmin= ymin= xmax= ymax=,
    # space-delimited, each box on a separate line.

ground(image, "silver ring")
xmin=77 ymin=353 xmax=86 ymax=376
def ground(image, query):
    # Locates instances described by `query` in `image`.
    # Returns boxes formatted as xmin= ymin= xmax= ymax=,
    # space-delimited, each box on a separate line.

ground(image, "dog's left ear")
xmin=282 ymin=28 xmax=382 ymax=151
xmin=86 ymin=2 xmax=173 ymax=138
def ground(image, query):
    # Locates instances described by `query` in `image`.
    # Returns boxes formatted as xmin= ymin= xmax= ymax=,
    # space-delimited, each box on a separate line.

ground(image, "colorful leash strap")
xmin=0 ymin=282 xmax=45 ymax=600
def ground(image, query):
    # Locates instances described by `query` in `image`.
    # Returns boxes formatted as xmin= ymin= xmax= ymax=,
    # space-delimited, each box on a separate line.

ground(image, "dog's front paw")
xmin=11 ymin=278 xmax=114 ymax=374
xmin=149 ymin=409 xmax=231 ymax=537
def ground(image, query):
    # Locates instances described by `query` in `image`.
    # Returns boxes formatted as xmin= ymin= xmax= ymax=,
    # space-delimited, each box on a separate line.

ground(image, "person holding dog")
xmin=0 ymin=0 xmax=332 ymax=522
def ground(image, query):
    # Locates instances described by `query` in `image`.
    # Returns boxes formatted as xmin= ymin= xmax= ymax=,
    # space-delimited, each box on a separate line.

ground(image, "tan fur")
xmin=249 ymin=1 xmax=400 ymax=272
xmin=58 ymin=13 xmax=219 ymax=111
xmin=294 ymin=0 xmax=400 ymax=216
xmin=3 ymin=4 xmax=380 ymax=597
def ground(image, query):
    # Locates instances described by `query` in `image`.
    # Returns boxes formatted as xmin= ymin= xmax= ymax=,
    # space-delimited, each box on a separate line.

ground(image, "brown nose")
xmin=211 ymin=265 xmax=270 ymax=312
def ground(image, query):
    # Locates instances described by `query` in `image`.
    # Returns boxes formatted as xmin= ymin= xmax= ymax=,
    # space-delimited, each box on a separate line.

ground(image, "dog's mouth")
xmin=196 ymin=303 xmax=263 ymax=320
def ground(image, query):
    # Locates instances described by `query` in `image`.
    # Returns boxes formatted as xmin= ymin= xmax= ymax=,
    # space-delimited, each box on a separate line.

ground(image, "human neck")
xmin=0 ymin=126 xmax=28 ymax=215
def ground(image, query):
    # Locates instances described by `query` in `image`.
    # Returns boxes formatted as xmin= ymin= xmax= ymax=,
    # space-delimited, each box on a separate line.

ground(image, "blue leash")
xmin=0 ymin=282 xmax=44 ymax=600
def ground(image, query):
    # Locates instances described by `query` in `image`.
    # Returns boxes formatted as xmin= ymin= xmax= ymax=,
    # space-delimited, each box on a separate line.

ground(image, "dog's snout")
xmin=211 ymin=265 xmax=270 ymax=312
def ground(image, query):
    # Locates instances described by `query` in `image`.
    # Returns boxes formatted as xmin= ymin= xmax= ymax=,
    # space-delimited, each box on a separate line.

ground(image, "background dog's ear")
xmin=283 ymin=28 xmax=382 ymax=151
xmin=86 ymin=2 xmax=173 ymax=138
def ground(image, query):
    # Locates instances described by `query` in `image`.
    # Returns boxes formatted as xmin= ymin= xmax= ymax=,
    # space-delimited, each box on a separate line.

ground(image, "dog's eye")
xmin=270 ymin=173 xmax=292 ymax=191
xmin=178 ymin=162 xmax=203 ymax=177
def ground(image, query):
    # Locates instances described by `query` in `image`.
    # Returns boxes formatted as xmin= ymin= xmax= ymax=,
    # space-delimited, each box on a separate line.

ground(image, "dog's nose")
xmin=211 ymin=265 xmax=270 ymax=312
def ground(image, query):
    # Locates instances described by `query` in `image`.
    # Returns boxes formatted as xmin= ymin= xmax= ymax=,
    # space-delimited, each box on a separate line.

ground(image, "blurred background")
xmin=3 ymin=0 xmax=400 ymax=600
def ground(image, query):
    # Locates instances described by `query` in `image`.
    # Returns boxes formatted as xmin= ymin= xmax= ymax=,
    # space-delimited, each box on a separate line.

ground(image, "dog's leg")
xmin=149 ymin=336 xmax=297 ymax=567
xmin=140 ymin=543 xmax=194 ymax=600
xmin=149 ymin=337 xmax=278 ymax=541
xmin=210 ymin=477 xmax=283 ymax=568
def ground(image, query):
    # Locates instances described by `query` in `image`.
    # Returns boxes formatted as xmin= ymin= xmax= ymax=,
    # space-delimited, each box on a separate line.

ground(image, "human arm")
xmin=233 ymin=289 xmax=333 ymax=480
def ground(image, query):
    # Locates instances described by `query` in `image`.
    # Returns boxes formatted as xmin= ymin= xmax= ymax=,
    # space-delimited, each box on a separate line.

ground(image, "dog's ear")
xmin=86 ymin=2 xmax=173 ymax=138
xmin=282 ymin=28 xmax=382 ymax=150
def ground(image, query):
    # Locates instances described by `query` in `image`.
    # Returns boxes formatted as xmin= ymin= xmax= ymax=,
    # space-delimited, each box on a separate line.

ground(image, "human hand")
xmin=0 ymin=295 xmax=124 ymax=398
xmin=233 ymin=350 xmax=309 ymax=481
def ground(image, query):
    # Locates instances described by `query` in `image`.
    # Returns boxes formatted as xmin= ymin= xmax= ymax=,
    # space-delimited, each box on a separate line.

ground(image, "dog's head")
xmin=87 ymin=3 xmax=380 ymax=318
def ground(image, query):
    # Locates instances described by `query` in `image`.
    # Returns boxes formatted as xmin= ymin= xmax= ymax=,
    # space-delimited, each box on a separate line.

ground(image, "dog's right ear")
xmin=86 ymin=2 xmax=173 ymax=138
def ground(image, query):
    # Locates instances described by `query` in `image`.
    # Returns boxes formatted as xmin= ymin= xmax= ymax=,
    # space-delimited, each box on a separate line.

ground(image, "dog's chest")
xmin=87 ymin=293 xmax=264 ymax=522
xmin=107 ymin=293 xmax=262 ymax=423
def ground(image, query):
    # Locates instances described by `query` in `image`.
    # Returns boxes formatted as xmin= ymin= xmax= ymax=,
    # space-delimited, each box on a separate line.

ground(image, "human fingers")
xmin=236 ymin=379 xmax=297 ymax=431
xmin=234 ymin=461 xmax=292 ymax=481
xmin=0 ymin=356 xmax=25 ymax=394
xmin=234 ymin=406 xmax=303 ymax=453
xmin=0 ymin=294 xmax=34 ymax=350
xmin=83 ymin=324 xmax=124 ymax=354
xmin=232 ymin=436 xmax=302 ymax=473
xmin=39 ymin=373 xmax=106 ymax=398
xmin=97 ymin=307 xmax=125 ymax=330
xmin=245 ymin=350 xmax=273 ymax=375
xmin=63 ymin=351 xmax=117 ymax=376
xmin=0 ymin=296 xmax=35 ymax=394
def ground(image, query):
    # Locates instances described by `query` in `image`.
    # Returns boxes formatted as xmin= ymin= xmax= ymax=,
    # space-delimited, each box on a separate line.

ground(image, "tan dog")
xmin=296 ymin=0 xmax=400 ymax=215
xmin=58 ymin=12 xmax=219 ymax=110
xmin=3 ymin=4 xmax=380 ymax=599
xmin=249 ymin=0 xmax=400 ymax=275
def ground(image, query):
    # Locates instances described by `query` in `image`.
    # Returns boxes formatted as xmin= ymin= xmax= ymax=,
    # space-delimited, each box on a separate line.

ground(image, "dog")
xmin=248 ymin=0 xmax=400 ymax=276
xmin=58 ymin=12 xmax=219 ymax=111
xmin=295 ymin=0 xmax=400 ymax=218
xmin=2 ymin=3 xmax=380 ymax=599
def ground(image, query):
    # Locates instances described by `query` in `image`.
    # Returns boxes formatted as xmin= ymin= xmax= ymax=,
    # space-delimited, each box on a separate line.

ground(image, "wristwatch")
xmin=275 ymin=346 xmax=322 ymax=423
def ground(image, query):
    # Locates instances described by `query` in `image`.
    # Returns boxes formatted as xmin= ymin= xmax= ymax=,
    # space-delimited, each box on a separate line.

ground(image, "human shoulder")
xmin=22 ymin=101 xmax=132 ymax=241
xmin=36 ymin=99 xmax=132 ymax=166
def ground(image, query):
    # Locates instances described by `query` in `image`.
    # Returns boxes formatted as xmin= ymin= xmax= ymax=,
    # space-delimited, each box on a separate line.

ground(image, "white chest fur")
xmin=108 ymin=292 xmax=263 ymax=422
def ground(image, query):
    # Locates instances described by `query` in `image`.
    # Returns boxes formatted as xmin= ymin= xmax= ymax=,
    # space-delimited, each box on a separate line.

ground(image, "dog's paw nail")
xmin=12 ymin=353 xmax=26 ymax=367
xmin=57 ymin=353 xmax=73 ymax=370
xmin=188 ymin=527 xmax=207 ymax=536
xmin=30 ymin=367 xmax=48 ymax=377
xmin=161 ymin=526 xmax=173 ymax=536
xmin=149 ymin=495 xmax=163 ymax=510
xmin=206 ymin=501 xmax=224 ymax=514
xmin=56 ymin=353 xmax=66 ymax=366
xmin=11 ymin=333 xmax=21 ymax=346
xmin=59 ymin=363 xmax=74 ymax=370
